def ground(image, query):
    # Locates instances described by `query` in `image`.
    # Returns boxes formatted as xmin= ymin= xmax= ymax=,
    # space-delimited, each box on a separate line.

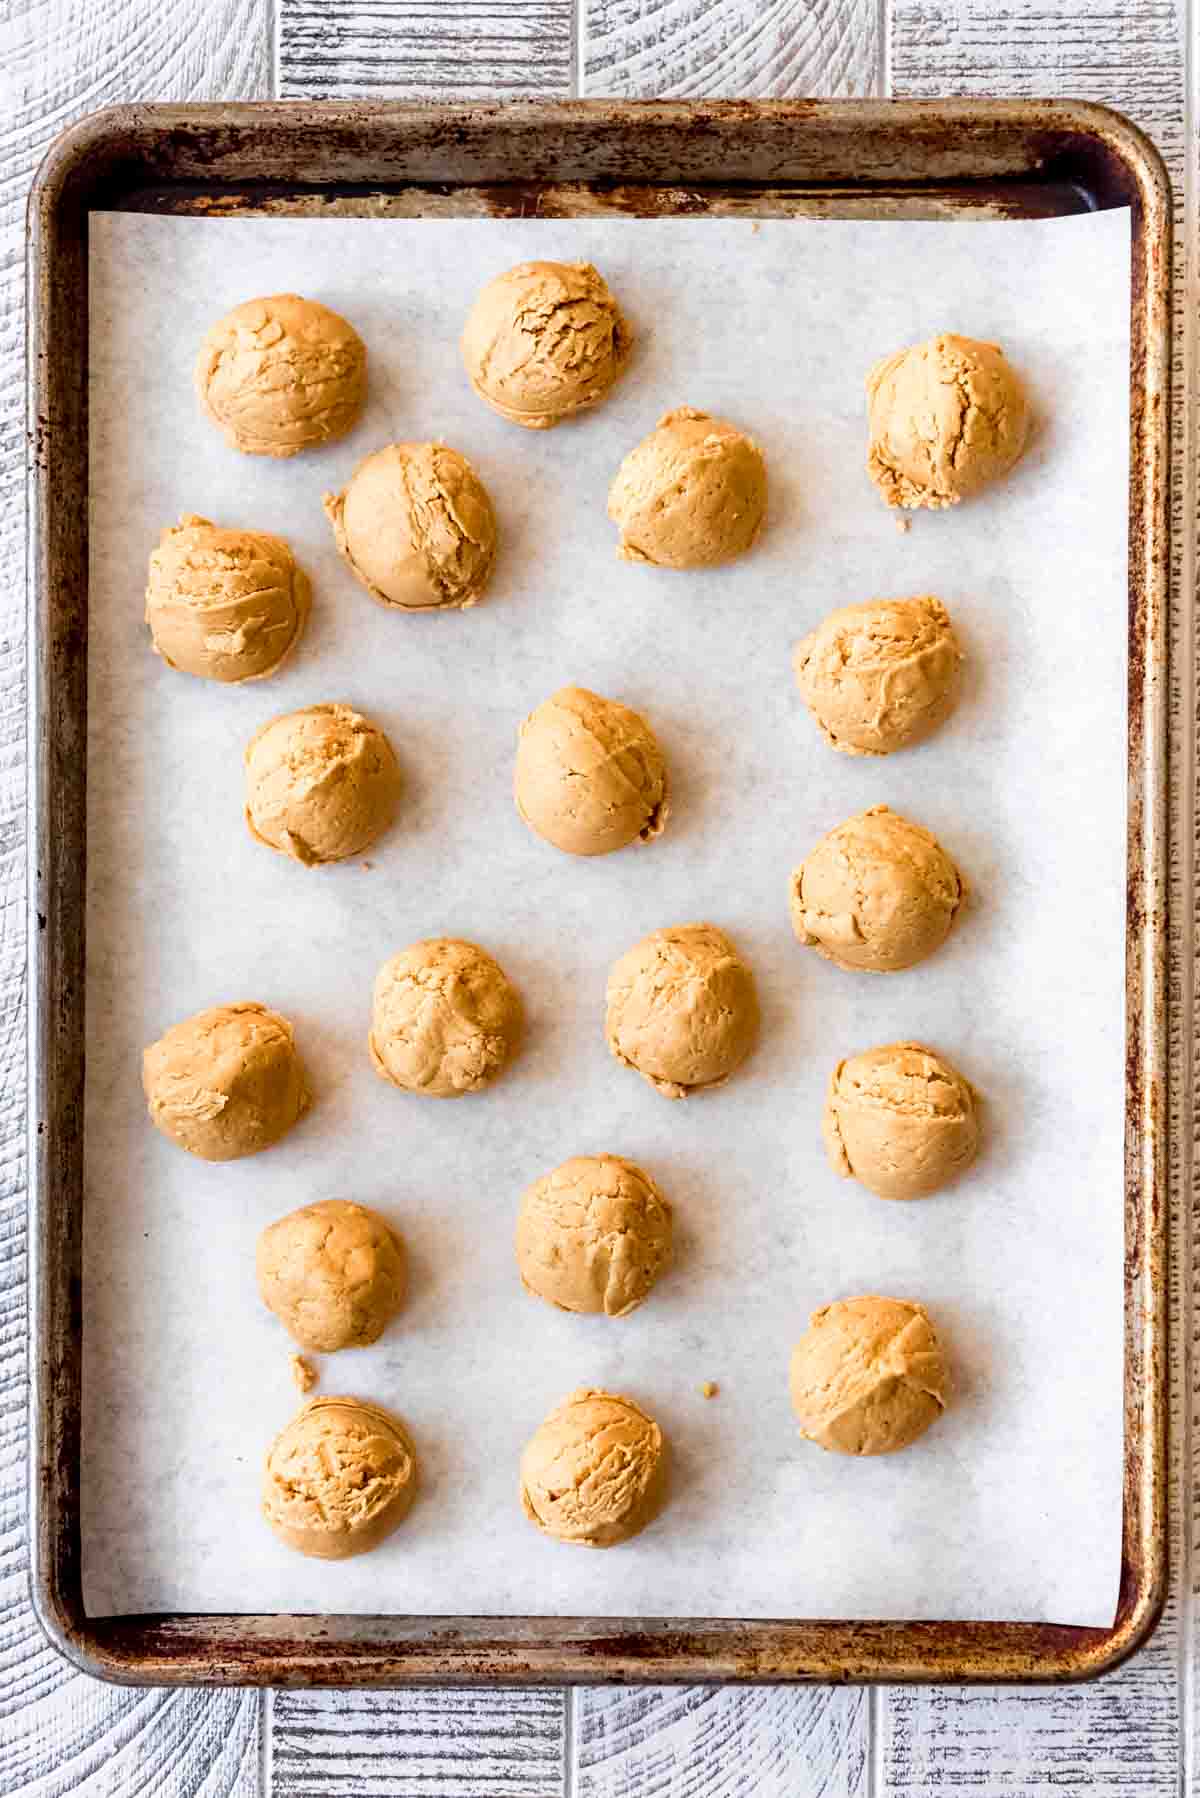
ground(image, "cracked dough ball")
xmin=195 ymin=294 xmax=366 ymax=458
xmin=369 ymin=938 xmax=522 ymax=1098
xmin=790 ymin=1296 xmax=949 ymax=1455
xmin=257 ymin=1199 xmax=406 ymax=1351
xmin=145 ymin=514 xmax=310 ymax=684
xmin=142 ymin=1002 xmax=309 ymax=1162
xmin=789 ymin=805 xmax=966 ymax=973
xmin=245 ymin=702 xmax=401 ymax=866
xmin=514 ymin=685 xmax=669 ymax=857
xmin=520 ymin=1388 xmax=664 ymax=1546
xmin=461 ymin=260 xmax=631 ymax=430
xmin=866 ymin=333 xmax=1029 ymax=510
xmin=263 ymin=1396 xmax=417 ymax=1558
xmin=608 ymin=407 xmax=767 ymax=567
xmin=324 ymin=441 xmax=497 ymax=612
xmin=516 ymin=1155 xmax=673 ymax=1317
xmin=793 ymin=595 xmax=962 ymax=756
xmin=823 ymin=1042 xmax=979 ymax=1200
xmin=605 ymin=923 xmax=759 ymax=1099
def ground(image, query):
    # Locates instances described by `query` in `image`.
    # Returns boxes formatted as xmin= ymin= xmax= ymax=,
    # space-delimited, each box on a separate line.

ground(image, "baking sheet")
xmin=82 ymin=209 xmax=1129 ymax=1627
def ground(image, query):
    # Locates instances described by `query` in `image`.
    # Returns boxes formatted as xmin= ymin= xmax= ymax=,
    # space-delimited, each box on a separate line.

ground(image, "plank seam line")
xmin=867 ymin=1681 xmax=879 ymax=1798
xmin=563 ymin=1682 xmax=576 ymax=1798
xmin=269 ymin=0 xmax=281 ymax=99
xmin=876 ymin=0 xmax=890 ymax=97
xmin=262 ymin=1683 xmax=275 ymax=1794
xmin=572 ymin=0 xmax=583 ymax=98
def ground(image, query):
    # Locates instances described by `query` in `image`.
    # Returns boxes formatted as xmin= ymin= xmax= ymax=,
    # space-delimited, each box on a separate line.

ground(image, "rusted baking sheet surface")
xmin=26 ymin=99 xmax=1170 ymax=1687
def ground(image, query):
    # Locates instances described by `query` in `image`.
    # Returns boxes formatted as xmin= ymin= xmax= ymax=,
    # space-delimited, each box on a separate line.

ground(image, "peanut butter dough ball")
xmin=245 ymin=702 xmax=401 ymax=866
xmin=823 ymin=1042 xmax=979 ymax=1201
xmin=370 ymin=938 xmax=522 ymax=1098
xmin=262 ymin=1396 xmax=417 ymax=1558
xmin=514 ymin=685 xmax=669 ymax=857
xmin=324 ymin=442 xmax=497 ymax=612
xmin=789 ymin=805 xmax=966 ymax=973
xmin=605 ymin=923 xmax=759 ymax=1099
xmin=516 ymin=1155 xmax=673 ymax=1317
xmin=461 ymin=260 xmax=631 ymax=429
xmin=195 ymin=294 xmax=366 ymax=458
xmin=790 ymin=1296 xmax=949 ymax=1455
xmin=142 ymin=1002 xmax=309 ymax=1162
xmin=145 ymin=514 xmax=310 ymax=684
xmin=866 ymin=333 xmax=1029 ymax=510
xmin=793 ymin=595 xmax=963 ymax=756
xmin=520 ymin=1388 xmax=664 ymax=1546
xmin=608 ymin=407 xmax=767 ymax=567
xmin=257 ymin=1199 xmax=407 ymax=1351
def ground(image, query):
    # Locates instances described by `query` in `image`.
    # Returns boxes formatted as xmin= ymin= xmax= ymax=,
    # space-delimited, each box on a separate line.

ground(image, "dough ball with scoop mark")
xmin=789 ymin=805 xmax=966 ymax=973
xmin=520 ymin=1388 xmax=664 ymax=1546
xmin=605 ymin=923 xmax=759 ymax=1099
xmin=516 ymin=1155 xmax=672 ymax=1317
xmin=793 ymin=595 xmax=962 ymax=756
xmin=195 ymin=294 xmax=366 ymax=458
xmin=245 ymin=702 xmax=401 ymax=866
xmin=823 ymin=1042 xmax=979 ymax=1200
xmin=514 ymin=685 xmax=669 ymax=857
xmin=369 ymin=938 xmax=522 ymax=1098
xmin=324 ymin=442 xmax=497 ymax=611
xmin=262 ymin=1396 xmax=417 ymax=1558
xmin=461 ymin=260 xmax=631 ymax=429
xmin=257 ymin=1199 xmax=407 ymax=1351
xmin=142 ymin=1002 xmax=309 ymax=1162
xmin=866 ymin=333 xmax=1029 ymax=510
xmin=608 ymin=407 xmax=767 ymax=567
xmin=145 ymin=514 xmax=310 ymax=684
xmin=790 ymin=1296 xmax=949 ymax=1455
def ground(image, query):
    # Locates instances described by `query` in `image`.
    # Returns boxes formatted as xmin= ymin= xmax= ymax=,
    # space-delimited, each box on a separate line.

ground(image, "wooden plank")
xmin=887 ymin=0 xmax=1194 ymax=1785
xmin=269 ymin=1689 xmax=567 ymax=1796
xmin=582 ymin=0 xmax=881 ymax=99
xmin=1 ymin=3 xmax=270 ymax=1793
xmin=278 ymin=1 xmax=573 ymax=99
xmin=573 ymin=1687 xmax=867 ymax=1798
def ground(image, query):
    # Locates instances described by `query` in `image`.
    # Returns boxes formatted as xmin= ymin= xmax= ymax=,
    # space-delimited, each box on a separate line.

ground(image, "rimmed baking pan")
xmin=27 ymin=98 xmax=1169 ymax=1686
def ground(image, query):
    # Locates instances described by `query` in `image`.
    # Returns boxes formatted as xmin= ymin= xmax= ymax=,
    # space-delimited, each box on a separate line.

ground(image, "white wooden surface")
xmin=1 ymin=1 xmax=1195 ymax=1793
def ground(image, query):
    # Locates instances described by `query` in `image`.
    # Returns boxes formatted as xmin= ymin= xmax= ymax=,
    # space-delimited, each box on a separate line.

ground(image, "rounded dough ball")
xmin=789 ymin=805 xmax=966 ymax=973
xmin=514 ymin=685 xmax=669 ymax=857
xmin=195 ymin=294 xmax=366 ymax=458
xmin=608 ymin=407 xmax=767 ymax=568
xmin=145 ymin=514 xmax=310 ymax=684
xmin=324 ymin=442 xmax=497 ymax=612
xmin=605 ymin=923 xmax=759 ymax=1099
xmin=245 ymin=702 xmax=401 ymax=866
xmin=461 ymin=260 xmax=631 ymax=429
xmin=262 ymin=1395 xmax=416 ymax=1558
xmin=516 ymin=1155 xmax=673 ymax=1317
xmin=790 ymin=1295 xmax=949 ymax=1455
xmin=520 ymin=1388 xmax=663 ymax=1546
xmin=142 ymin=1001 xmax=309 ymax=1162
xmin=823 ymin=1042 xmax=979 ymax=1200
xmin=793 ymin=595 xmax=962 ymax=756
xmin=866 ymin=332 xmax=1029 ymax=510
xmin=370 ymin=938 xmax=522 ymax=1098
xmin=257 ymin=1199 xmax=407 ymax=1351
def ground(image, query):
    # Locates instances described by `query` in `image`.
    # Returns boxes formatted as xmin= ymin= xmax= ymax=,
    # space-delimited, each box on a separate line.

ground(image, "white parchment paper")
xmin=83 ymin=209 xmax=1130 ymax=1626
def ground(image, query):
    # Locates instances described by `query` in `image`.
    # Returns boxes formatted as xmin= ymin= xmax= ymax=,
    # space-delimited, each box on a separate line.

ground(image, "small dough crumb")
xmin=290 ymin=1354 xmax=316 ymax=1394
xmin=701 ymin=1381 xmax=719 ymax=1399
